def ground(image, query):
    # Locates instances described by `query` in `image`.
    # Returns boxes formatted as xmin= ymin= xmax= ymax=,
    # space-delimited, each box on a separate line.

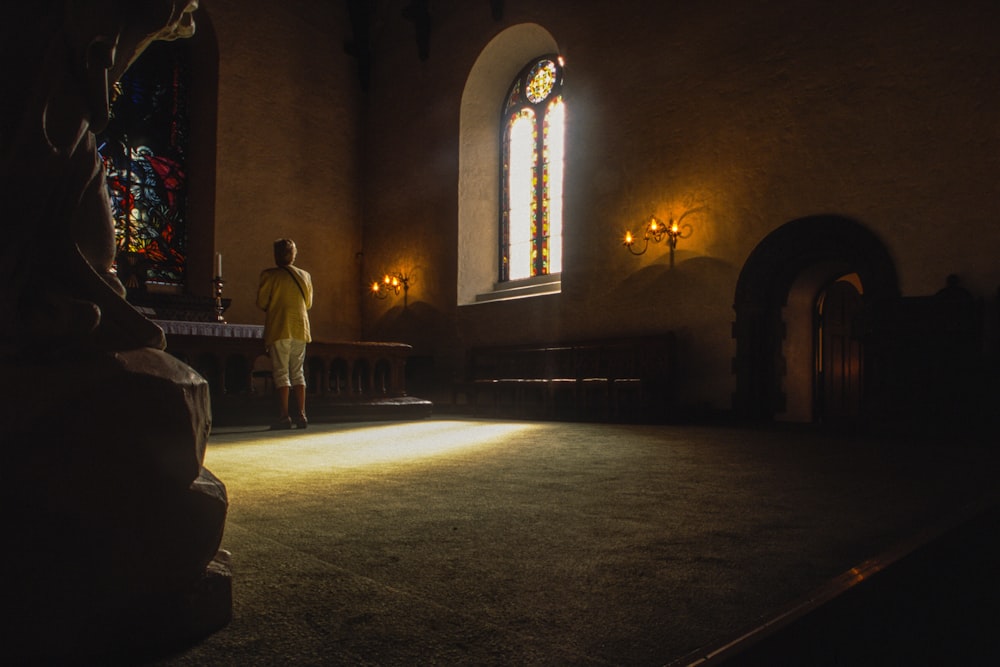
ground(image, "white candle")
xmin=215 ymin=252 xmax=222 ymax=278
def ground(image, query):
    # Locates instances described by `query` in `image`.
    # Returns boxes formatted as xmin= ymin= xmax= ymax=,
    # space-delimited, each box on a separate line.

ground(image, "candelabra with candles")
xmin=213 ymin=276 xmax=226 ymax=322
xmin=622 ymin=212 xmax=695 ymax=268
xmin=213 ymin=252 xmax=225 ymax=322
xmin=370 ymin=272 xmax=411 ymax=307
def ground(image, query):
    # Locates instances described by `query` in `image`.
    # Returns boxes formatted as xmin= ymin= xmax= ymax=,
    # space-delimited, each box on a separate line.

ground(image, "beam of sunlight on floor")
xmin=205 ymin=420 xmax=540 ymax=474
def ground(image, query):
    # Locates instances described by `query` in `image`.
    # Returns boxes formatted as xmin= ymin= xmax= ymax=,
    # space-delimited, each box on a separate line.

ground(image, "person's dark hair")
xmin=273 ymin=238 xmax=296 ymax=266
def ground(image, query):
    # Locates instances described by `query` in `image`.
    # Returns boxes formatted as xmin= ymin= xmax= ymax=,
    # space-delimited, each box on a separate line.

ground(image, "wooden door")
xmin=817 ymin=280 xmax=863 ymax=422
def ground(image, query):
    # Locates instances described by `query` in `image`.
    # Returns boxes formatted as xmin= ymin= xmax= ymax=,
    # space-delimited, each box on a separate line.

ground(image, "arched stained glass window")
xmin=97 ymin=39 xmax=190 ymax=292
xmin=501 ymin=55 xmax=565 ymax=282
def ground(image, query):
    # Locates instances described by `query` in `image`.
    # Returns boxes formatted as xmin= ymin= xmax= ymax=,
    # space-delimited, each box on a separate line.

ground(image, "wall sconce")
xmin=623 ymin=214 xmax=693 ymax=267
xmin=370 ymin=272 xmax=410 ymax=305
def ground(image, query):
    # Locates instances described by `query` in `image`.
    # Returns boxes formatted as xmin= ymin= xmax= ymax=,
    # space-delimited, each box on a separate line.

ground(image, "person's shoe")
xmin=296 ymin=416 xmax=308 ymax=429
xmin=270 ymin=417 xmax=293 ymax=430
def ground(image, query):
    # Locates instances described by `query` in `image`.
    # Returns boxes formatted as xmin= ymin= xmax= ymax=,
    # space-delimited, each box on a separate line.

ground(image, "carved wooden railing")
xmin=155 ymin=320 xmax=411 ymax=399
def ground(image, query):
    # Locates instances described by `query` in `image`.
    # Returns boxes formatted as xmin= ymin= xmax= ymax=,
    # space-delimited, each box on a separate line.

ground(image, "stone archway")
xmin=732 ymin=216 xmax=900 ymax=422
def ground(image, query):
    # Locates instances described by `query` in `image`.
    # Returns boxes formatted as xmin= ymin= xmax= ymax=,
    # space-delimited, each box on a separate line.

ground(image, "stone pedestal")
xmin=1 ymin=348 xmax=231 ymax=661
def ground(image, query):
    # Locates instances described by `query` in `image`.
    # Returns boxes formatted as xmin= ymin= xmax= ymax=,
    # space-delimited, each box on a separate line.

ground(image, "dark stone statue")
xmin=0 ymin=1 xmax=229 ymax=660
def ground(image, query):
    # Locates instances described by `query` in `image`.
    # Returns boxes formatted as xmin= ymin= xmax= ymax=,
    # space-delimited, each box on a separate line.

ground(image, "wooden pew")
xmin=456 ymin=334 xmax=676 ymax=421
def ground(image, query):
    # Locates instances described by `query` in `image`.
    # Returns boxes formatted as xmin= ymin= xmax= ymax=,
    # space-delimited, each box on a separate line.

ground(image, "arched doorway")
xmin=732 ymin=216 xmax=900 ymax=423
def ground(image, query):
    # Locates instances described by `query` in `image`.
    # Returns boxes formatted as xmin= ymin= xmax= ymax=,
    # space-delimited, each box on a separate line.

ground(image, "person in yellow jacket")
xmin=257 ymin=238 xmax=313 ymax=429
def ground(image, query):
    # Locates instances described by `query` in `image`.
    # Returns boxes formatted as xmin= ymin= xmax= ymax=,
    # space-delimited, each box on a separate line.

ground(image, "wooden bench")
xmin=455 ymin=334 xmax=676 ymax=421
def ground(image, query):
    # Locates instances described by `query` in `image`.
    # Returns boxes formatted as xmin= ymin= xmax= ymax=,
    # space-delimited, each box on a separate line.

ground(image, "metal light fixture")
xmin=623 ymin=214 xmax=693 ymax=267
xmin=370 ymin=272 xmax=410 ymax=305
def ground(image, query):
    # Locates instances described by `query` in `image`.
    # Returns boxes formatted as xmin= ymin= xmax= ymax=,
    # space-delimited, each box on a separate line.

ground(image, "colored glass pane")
xmin=507 ymin=109 xmax=537 ymax=281
xmin=97 ymin=39 xmax=190 ymax=288
xmin=500 ymin=55 xmax=564 ymax=282
xmin=505 ymin=79 xmax=523 ymax=112
xmin=526 ymin=59 xmax=557 ymax=104
xmin=543 ymin=97 xmax=564 ymax=274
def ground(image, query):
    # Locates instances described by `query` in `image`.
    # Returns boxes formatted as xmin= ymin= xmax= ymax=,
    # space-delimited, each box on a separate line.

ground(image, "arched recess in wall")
xmin=457 ymin=24 xmax=559 ymax=305
xmin=731 ymin=216 xmax=900 ymax=422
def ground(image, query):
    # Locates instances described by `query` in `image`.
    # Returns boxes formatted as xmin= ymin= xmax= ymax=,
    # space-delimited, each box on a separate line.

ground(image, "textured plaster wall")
xmin=205 ymin=0 xmax=362 ymax=340
xmin=358 ymin=0 xmax=1000 ymax=410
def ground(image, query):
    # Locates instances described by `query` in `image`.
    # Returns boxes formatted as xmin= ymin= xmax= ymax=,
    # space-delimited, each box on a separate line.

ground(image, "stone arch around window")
xmin=457 ymin=24 xmax=559 ymax=306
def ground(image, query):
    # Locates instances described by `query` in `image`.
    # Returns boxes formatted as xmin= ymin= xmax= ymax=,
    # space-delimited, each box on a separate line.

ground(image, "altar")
xmin=156 ymin=320 xmax=431 ymax=424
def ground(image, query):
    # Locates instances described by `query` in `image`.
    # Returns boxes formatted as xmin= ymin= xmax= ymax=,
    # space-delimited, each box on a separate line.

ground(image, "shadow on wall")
xmin=607 ymin=256 xmax=738 ymax=419
xmin=370 ymin=300 xmax=461 ymax=399
xmin=865 ymin=283 xmax=997 ymax=439
xmin=608 ymin=255 xmax=737 ymax=320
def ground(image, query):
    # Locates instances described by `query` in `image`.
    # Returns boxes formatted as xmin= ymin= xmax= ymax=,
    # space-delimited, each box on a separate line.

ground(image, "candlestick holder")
xmin=213 ymin=276 xmax=226 ymax=323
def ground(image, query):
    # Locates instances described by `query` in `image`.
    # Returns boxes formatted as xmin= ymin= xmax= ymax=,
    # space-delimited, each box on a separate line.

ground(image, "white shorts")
xmin=269 ymin=338 xmax=307 ymax=388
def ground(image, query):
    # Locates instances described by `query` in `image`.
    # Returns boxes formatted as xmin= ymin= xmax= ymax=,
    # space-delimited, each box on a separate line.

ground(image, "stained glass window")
xmin=97 ymin=39 xmax=191 ymax=291
xmin=501 ymin=55 xmax=565 ymax=282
